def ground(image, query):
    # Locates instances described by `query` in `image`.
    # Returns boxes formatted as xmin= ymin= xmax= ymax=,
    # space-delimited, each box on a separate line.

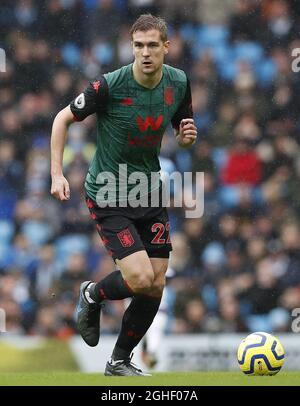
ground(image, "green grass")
xmin=0 ymin=341 xmax=77 ymax=373
xmin=0 ymin=371 xmax=299 ymax=386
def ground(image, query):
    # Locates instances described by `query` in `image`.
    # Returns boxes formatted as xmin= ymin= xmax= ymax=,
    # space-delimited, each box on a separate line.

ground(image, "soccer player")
xmin=50 ymin=14 xmax=197 ymax=376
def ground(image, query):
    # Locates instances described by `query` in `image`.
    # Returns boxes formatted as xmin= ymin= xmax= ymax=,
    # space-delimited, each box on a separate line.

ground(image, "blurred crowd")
xmin=1 ymin=0 xmax=300 ymax=338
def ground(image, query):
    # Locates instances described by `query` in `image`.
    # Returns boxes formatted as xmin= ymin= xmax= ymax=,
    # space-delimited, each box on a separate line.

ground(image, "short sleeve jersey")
xmin=70 ymin=63 xmax=193 ymax=203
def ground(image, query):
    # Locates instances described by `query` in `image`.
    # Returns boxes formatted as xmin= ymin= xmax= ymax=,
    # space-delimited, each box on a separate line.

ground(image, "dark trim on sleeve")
xmin=171 ymin=77 xmax=193 ymax=131
xmin=70 ymin=76 xmax=109 ymax=122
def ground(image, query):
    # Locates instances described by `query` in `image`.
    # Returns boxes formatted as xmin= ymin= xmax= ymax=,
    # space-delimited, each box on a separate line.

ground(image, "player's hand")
xmin=51 ymin=175 xmax=70 ymax=201
xmin=178 ymin=118 xmax=197 ymax=146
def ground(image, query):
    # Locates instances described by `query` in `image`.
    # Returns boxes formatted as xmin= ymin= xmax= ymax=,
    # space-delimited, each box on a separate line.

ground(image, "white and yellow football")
xmin=237 ymin=332 xmax=285 ymax=375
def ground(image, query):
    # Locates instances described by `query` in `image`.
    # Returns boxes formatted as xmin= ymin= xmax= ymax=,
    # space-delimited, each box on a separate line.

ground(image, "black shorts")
xmin=86 ymin=195 xmax=172 ymax=261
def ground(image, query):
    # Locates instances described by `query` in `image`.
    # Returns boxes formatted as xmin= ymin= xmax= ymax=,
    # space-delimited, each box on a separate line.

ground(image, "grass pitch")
xmin=0 ymin=371 xmax=299 ymax=386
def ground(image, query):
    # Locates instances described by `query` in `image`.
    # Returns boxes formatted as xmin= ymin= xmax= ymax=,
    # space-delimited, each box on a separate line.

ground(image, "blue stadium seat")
xmin=255 ymin=58 xmax=277 ymax=87
xmin=202 ymin=284 xmax=218 ymax=312
xmin=61 ymin=43 xmax=81 ymax=67
xmin=22 ymin=221 xmax=53 ymax=247
xmin=92 ymin=42 xmax=114 ymax=65
xmin=0 ymin=190 xmax=17 ymax=220
xmin=246 ymin=314 xmax=272 ymax=333
xmin=217 ymin=59 xmax=238 ymax=81
xmin=175 ymin=149 xmax=192 ymax=173
xmin=197 ymin=25 xmax=229 ymax=47
xmin=202 ymin=241 xmax=225 ymax=267
xmin=192 ymin=25 xmax=229 ymax=59
xmin=55 ymin=234 xmax=90 ymax=267
xmin=233 ymin=41 xmax=264 ymax=64
xmin=180 ymin=23 xmax=197 ymax=43
xmin=0 ymin=220 xmax=15 ymax=245
xmin=0 ymin=244 xmax=13 ymax=268
xmin=211 ymin=44 xmax=232 ymax=64
xmin=211 ymin=148 xmax=228 ymax=173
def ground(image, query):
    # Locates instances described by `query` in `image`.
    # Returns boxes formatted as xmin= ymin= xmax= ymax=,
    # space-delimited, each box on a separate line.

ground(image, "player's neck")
xmin=132 ymin=62 xmax=163 ymax=89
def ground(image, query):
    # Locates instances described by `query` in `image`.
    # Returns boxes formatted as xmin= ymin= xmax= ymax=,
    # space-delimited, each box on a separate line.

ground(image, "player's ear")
xmin=164 ymin=41 xmax=170 ymax=55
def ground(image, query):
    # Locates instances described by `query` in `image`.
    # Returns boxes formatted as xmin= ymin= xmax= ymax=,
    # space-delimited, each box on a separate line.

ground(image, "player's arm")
xmin=50 ymin=77 xmax=109 ymax=201
xmin=171 ymin=78 xmax=197 ymax=148
xmin=50 ymin=105 xmax=74 ymax=201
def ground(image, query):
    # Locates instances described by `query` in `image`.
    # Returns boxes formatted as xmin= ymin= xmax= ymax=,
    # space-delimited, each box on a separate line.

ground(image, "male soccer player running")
xmin=50 ymin=14 xmax=197 ymax=376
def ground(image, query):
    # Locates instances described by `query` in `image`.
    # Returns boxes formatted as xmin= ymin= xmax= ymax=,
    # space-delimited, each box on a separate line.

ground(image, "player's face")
xmin=132 ymin=29 xmax=169 ymax=75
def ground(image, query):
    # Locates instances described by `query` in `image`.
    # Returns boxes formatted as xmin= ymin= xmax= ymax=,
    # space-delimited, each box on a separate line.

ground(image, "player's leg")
xmin=77 ymin=197 xmax=150 ymax=347
xmin=141 ymin=258 xmax=170 ymax=368
xmin=104 ymin=253 xmax=167 ymax=376
xmin=106 ymin=258 xmax=168 ymax=364
xmin=135 ymin=203 xmax=172 ymax=367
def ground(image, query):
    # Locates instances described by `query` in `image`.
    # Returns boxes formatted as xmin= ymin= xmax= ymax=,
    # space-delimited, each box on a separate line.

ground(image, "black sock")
xmin=112 ymin=294 xmax=161 ymax=360
xmin=89 ymin=271 xmax=134 ymax=302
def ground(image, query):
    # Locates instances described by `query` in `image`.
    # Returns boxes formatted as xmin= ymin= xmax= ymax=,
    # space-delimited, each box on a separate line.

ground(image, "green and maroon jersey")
xmin=70 ymin=63 xmax=193 ymax=204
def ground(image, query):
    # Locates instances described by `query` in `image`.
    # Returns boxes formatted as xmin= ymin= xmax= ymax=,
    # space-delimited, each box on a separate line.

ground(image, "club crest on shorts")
xmin=117 ymin=228 xmax=135 ymax=247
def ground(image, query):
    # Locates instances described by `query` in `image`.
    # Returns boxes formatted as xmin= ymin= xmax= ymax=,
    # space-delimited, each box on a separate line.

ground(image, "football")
xmin=237 ymin=332 xmax=285 ymax=375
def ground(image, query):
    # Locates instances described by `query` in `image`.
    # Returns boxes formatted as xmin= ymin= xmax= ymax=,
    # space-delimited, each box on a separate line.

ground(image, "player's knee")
xmin=150 ymin=276 xmax=166 ymax=297
xmin=129 ymin=271 xmax=154 ymax=292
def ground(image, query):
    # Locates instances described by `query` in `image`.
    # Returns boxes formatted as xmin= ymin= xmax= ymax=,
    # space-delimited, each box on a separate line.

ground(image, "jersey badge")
xmin=164 ymin=87 xmax=174 ymax=106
